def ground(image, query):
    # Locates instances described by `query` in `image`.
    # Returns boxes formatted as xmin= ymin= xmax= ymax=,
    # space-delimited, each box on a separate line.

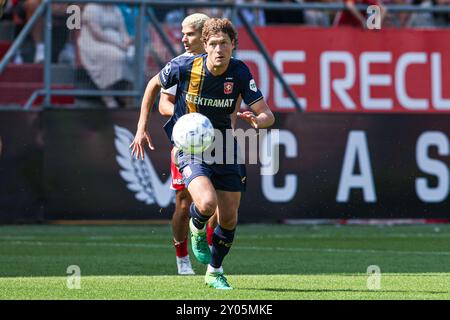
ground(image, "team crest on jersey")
xmin=224 ymin=82 xmax=234 ymax=95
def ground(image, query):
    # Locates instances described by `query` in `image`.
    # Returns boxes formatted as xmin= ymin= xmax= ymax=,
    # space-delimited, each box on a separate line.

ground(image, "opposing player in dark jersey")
xmin=130 ymin=18 xmax=274 ymax=290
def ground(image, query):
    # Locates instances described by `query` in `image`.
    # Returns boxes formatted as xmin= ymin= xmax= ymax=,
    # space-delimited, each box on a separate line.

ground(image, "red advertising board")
xmin=237 ymin=27 xmax=450 ymax=113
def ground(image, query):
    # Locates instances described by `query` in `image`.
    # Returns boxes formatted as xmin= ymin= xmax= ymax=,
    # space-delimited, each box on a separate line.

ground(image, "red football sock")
xmin=206 ymin=224 xmax=214 ymax=246
xmin=174 ymin=238 xmax=188 ymax=258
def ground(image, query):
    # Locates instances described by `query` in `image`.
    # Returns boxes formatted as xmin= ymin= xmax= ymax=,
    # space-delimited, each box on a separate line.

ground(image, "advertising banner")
xmin=42 ymin=110 xmax=450 ymax=221
xmin=0 ymin=111 xmax=44 ymax=222
xmin=237 ymin=27 xmax=450 ymax=113
xmin=43 ymin=109 xmax=174 ymax=220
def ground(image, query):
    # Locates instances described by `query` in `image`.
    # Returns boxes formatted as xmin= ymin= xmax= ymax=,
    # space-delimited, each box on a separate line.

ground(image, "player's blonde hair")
xmin=182 ymin=13 xmax=210 ymax=32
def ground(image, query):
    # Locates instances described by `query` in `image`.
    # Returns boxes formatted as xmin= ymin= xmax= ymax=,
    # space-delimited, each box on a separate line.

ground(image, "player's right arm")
xmin=130 ymin=57 xmax=184 ymax=160
xmin=130 ymin=74 xmax=162 ymax=160
xmin=158 ymin=92 xmax=176 ymax=116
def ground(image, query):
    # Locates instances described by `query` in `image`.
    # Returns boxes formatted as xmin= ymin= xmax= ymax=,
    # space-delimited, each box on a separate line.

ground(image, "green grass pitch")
xmin=0 ymin=224 xmax=449 ymax=299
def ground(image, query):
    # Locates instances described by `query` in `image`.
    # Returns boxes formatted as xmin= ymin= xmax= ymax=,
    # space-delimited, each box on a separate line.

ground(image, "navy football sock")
xmin=189 ymin=203 xmax=210 ymax=230
xmin=210 ymin=225 xmax=235 ymax=268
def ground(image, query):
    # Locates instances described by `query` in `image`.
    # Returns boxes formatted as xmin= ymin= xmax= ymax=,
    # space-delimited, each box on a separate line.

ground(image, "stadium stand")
xmin=0 ymin=13 xmax=74 ymax=106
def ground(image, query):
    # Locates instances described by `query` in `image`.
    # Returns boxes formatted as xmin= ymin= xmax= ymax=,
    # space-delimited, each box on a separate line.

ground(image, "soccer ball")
xmin=172 ymin=112 xmax=215 ymax=154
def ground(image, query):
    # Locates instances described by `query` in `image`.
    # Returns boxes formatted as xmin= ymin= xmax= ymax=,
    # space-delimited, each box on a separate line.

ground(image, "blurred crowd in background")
xmin=1 ymin=0 xmax=449 ymax=108
xmin=2 ymin=0 xmax=450 ymax=63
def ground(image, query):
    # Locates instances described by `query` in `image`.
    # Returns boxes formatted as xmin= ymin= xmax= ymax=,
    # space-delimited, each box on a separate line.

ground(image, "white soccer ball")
xmin=172 ymin=112 xmax=214 ymax=154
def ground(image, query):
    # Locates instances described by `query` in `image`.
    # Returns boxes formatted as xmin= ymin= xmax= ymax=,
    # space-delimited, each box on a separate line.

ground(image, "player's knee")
xmin=177 ymin=190 xmax=192 ymax=215
xmin=196 ymin=198 xmax=217 ymax=217
xmin=179 ymin=198 xmax=191 ymax=216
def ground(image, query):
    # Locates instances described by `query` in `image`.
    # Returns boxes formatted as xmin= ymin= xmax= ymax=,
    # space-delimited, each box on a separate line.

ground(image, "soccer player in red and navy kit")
xmin=130 ymin=18 xmax=274 ymax=289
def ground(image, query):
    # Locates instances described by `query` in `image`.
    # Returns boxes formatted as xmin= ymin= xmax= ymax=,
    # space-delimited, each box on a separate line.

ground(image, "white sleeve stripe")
xmin=161 ymin=85 xmax=177 ymax=96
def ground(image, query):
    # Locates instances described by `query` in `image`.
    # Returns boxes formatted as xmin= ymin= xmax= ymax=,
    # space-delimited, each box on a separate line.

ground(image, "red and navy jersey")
xmin=159 ymin=53 xmax=263 ymax=141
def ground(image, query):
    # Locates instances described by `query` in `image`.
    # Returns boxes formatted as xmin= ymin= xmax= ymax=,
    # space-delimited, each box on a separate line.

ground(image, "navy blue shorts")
xmin=176 ymin=150 xmax=247 ymax=193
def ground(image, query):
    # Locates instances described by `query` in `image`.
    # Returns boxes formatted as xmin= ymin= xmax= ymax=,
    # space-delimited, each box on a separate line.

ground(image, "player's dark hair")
xmin=202 ymin=18 xmax=238 ymax=45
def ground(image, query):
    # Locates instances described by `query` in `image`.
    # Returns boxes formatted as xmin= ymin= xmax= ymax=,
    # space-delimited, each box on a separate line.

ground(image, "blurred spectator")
xmin=303 ymin=0 xmax=334 ymax=27
xmin=186 ymin=0 xmax=234 ymax=20
xmin=117 ymin=4 xmax=144 ymax=39
xmin=78 ymin=4 xmax=134 ymax=109
xmin=407 ymin=0 xmax=450 ymax=27
xmin=165 ymin=8 xmax=184 ymax=26
xmin=334 ymin=0 xmax=387 ymax=28
xmin=57 ymin=32 xmax=76 ymax=66
xmin=9 ymin=0 xmax=43 ymax=63
xmin=264 ymin=0 xmax=305 ymax=25
xmin=383 ymin=0 xmax=413 ymax=28
xmin=52 ymin=4 xmax=72 ymax=64
xmin=234 ymin=0 xmax=266 ymax=27
xmin=162 ymin=0 xmax=233 ymax=26
xmin=1 ymin=0 xmax=8 ymax=19
xmin=7 ymin=1 xmax=72 ymax=64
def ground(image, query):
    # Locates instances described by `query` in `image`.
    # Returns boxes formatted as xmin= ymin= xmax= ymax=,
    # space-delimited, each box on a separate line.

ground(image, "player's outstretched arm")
xmin=158 ymin=92 xmax=176 ymax=116
xmin=237 ymin=99 xmax=274 ymax=129
xmin=130 ymin=74 xmax=162 ymax=160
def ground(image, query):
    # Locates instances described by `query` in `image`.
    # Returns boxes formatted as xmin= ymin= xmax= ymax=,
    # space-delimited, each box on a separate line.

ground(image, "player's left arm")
xmin=238 ymin=62 xmax=275 ymax=129
xmin=237 ymin=99 xmax=275 ymax=129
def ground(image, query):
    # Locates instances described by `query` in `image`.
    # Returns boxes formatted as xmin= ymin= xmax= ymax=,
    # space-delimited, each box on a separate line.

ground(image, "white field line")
xmin=4 ymin=240 xmax=450 ymax=256
xmin=0 ymin=236 xmax=39 ymax=240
